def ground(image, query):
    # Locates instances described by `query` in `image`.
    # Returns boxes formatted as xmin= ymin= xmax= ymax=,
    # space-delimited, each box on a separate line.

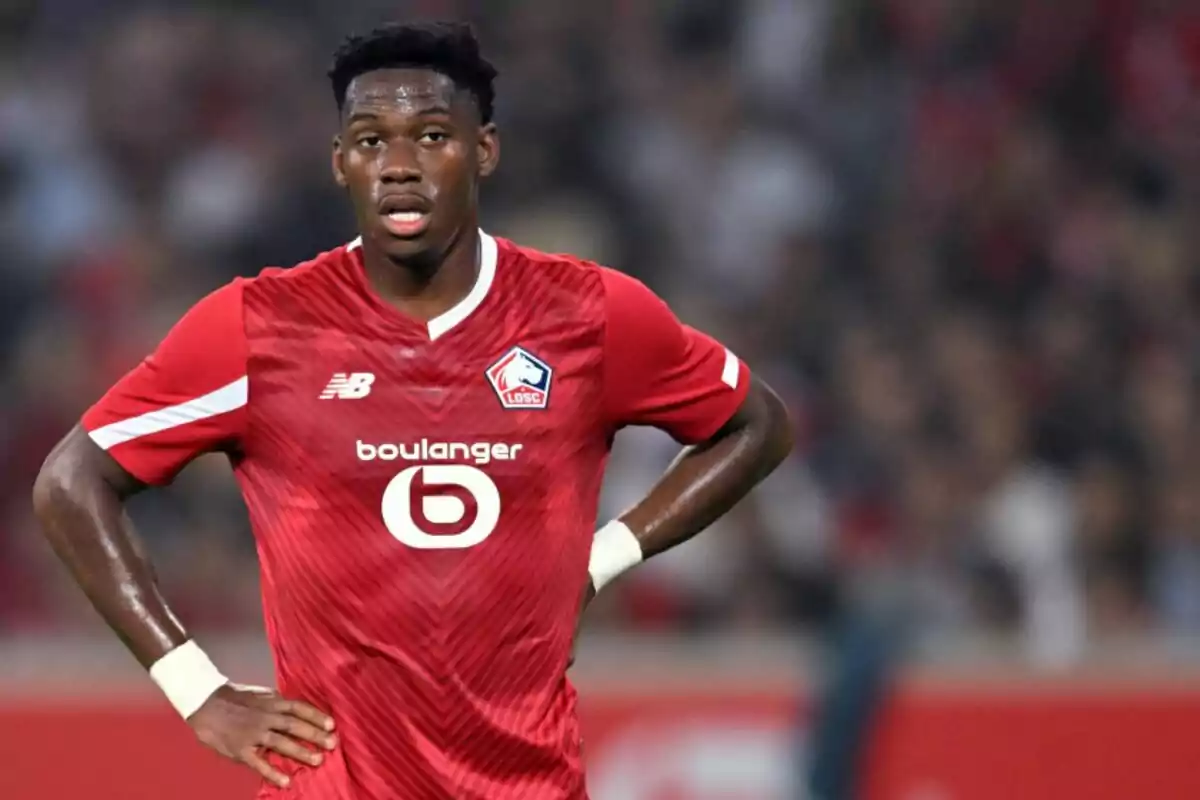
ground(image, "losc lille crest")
xmin=486 ymin=346 xmax=552 ymax=409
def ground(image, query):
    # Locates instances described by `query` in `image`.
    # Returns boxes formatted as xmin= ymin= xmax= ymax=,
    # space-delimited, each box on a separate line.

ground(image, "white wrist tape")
xmin=588 ymin=520 xmax=644 ymax=592
xmin=149 ymin=640 xmax=229 ymax=719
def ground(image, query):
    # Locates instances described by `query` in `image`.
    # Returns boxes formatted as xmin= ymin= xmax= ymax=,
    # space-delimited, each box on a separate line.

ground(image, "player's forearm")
xmin=620 ymin=378 xmax=793 ymax=558
xmin=32 ymin=426 xmax=188 ymax=668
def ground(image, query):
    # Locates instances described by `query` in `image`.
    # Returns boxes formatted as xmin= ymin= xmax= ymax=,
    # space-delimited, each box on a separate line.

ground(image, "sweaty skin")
xmin=33 ymin=427 xmax=338 ymax=790
xmin=623 ymin=377 xmax=792 ymax=558
xmin=32 ymin=64 xmax=792 ymax=788
xmin=568 ymin=376 xmax=793 ymax=659
xmin=34 ymin=427 xmax=184 ymax=667
xmin=333 ymin=68 xmax=499 ymax=315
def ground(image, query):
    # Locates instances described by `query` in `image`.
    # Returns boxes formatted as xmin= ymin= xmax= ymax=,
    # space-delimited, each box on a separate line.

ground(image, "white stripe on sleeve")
xmin=720 ymin=348 xmax=739 ymax=389
xmin=89 ymin=376 xmax=249 ymax=450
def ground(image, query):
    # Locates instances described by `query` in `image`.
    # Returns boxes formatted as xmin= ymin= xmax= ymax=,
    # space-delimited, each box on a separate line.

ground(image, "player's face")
xmin=332 ymin=68 xmax=499 ymax=267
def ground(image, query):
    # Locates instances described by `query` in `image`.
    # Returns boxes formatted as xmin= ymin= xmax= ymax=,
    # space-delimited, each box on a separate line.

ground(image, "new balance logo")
xmin=320 ymin=372 xmax=375 ymax=399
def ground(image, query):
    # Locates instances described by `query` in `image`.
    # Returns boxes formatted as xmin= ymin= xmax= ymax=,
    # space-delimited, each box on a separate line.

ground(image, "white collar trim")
xmin=346 ymin=229 xmax=498 ymax=340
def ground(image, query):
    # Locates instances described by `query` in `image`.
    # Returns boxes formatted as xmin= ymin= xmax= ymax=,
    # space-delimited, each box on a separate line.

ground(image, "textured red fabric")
xmin=82 ymin=234 xmax=748 ymax=799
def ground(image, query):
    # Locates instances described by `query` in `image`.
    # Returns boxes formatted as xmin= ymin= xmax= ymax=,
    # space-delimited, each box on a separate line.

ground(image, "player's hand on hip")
xmin=188 ymin=683 xmax=337 ymax=789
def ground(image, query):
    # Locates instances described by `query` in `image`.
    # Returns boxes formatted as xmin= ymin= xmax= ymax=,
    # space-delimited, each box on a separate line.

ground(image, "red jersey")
xmin=82 ymin=232 xmax=750 ymax=800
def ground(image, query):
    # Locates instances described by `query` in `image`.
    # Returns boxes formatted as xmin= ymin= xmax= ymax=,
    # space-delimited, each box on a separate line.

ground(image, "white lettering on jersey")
xmin=356 ymin=439 xmax=523 ymax=466
xmin=380 ymin=465 xmax=501 ymax=549
xmin=358 ymin=439 xmax=522 ymax=549
xmin=320 ymin=372 xmax=375 ymax=399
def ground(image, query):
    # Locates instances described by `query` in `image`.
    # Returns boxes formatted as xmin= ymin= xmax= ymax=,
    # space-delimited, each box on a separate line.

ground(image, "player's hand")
xmin=188 ymin=683 xmax=337 ymax=789
xmin=567 ymin=580 xmax=597 ymax=669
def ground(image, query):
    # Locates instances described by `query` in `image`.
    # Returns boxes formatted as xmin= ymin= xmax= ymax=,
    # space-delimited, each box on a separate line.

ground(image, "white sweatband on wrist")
xmin=149 ymin=640 xmax=229 ymax=719
xmin=588 ymin=520 xmax=644 ymax=593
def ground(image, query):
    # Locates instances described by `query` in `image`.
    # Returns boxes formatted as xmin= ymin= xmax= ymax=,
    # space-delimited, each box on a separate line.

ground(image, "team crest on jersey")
xmin=486 ymin=346 xmax=552 ymax=409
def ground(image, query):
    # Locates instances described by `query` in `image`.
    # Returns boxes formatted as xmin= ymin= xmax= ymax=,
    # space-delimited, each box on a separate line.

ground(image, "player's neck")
xmin=361 ymin=226 xmax=480 ymax=323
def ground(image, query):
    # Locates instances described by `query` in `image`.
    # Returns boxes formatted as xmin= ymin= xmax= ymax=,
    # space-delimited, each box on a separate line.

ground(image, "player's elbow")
xmin=32 ymin=434 xmax=83 ymax=527
xmin=32 ymin=427 xmax=126 ymax=530
xmin=33 ymin=458 xmax=70 ymax=545
xmin=753 ymin=379 xmax=794 ymax=473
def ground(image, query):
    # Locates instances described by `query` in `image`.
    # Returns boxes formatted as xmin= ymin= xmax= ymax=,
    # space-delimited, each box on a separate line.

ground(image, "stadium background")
xmin=2 ymin=0 xmax=1200 ymax=797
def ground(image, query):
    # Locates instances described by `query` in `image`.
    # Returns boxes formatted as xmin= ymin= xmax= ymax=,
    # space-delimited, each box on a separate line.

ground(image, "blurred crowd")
xmin=2 ymin=0 xmax=1199 ymax=667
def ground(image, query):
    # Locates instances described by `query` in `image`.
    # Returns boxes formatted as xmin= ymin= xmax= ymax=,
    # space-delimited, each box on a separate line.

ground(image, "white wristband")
xmin=588 ymin=520 xmax=643 ymax=592
xmin=149 ymin=640 xmax=229 ymax=719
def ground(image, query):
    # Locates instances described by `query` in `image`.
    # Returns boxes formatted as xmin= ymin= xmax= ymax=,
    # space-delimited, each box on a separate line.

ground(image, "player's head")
xmin=329 ymin=22 xmax=500 ymax=269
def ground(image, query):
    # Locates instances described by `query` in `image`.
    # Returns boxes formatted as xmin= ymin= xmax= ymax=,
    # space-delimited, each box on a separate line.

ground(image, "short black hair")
xmin=328 ymin=21 xmax=498 ymax=124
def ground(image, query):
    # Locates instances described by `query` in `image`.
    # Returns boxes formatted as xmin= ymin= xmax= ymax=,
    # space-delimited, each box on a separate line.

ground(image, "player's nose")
xmin=379 ymin=143 xmax=422 ymax=184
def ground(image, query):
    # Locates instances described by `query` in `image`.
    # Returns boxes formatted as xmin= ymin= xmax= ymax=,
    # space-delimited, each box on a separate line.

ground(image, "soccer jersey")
xmin=82 ymin=231 xmax=750 ymax=799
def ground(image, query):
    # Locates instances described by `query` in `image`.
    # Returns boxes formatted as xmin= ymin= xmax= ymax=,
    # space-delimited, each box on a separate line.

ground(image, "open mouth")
xmin=378 ymin=195 xmax=433 ymax=238
xmin=381 ymin=210 xmax=431 ymax=237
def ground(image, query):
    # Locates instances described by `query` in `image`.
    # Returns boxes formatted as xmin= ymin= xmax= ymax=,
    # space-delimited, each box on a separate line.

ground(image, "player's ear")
xmin=332 ymin=135 xmax=348 ymax=188
xmin=478 ymin=123 xmax=499 ymax=178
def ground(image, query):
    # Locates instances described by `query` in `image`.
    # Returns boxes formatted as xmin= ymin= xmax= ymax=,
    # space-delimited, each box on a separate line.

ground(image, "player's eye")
xmin=418 ymin=130 xmax=450 ymax=145
xmin=356 ymin=134 xmax=383 ymax=148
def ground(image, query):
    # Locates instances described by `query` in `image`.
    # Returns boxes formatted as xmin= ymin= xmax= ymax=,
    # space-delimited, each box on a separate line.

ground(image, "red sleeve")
xmin=600 ymin=268 xmax=751 ymax=443
xmin=81 ymin=280 xmax=249 ymax=486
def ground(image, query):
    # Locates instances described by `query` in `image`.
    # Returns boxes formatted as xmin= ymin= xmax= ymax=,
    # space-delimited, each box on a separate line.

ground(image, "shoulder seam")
xmin=597 ymin=268 xmax=615 ymax=429
xmin=229 ymin=278 xmax=253 ymax=450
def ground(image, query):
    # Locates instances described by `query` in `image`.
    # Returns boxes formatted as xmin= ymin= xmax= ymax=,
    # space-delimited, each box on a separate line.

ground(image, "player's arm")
xmin=589 ymin=270 xmax=794 ymax=597
xmin=32 ymin=282 xmax=335 ymax=789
